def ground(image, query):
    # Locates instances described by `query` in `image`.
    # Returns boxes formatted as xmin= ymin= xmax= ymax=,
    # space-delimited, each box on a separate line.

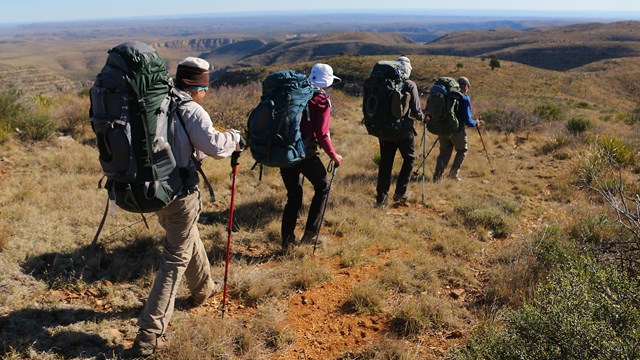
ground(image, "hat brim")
xmin=332 ymin=76 xmax=341 ymax=84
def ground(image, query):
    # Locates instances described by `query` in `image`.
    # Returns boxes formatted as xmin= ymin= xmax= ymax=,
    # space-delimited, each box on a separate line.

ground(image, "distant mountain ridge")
xmin=1 ymin=19 xmax=640 ymax=93
xmin=424 ymin=21 xmax=640 ymax=70
xmin=193 ymin=21 xmax=640 ymax=74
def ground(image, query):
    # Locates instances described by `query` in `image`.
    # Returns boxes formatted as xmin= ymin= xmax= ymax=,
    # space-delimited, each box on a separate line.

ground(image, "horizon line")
xmin=2 ymin=8 xmax=640 ymax=26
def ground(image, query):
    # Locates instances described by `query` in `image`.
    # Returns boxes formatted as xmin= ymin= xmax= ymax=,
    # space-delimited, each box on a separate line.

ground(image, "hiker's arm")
xmin=312 ymin=96 xmax=339 ymax=161
xmin=407 ymin=81 xmax=425 ymax=121
xmin=184 ymin=105 xmax=239 ymax=159
xmin=459 ymin=96 xmax=477 ymax=127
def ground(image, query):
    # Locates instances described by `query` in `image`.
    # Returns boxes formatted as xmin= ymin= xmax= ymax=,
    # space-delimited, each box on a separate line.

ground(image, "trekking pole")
xmin=313 ymin=160 xmax=338 ymax=256
xmin=91 ymin=196 xmax=110 ymax=247
xmin=220 ymin=151 xmax=241 ymax=319
xmin=476 ymin=126 xmax=496 ymax=173
xmin=412 ymin=138 xmax=438 ymax=182
xmin=420 ymin=127 xmax=427 ymax=201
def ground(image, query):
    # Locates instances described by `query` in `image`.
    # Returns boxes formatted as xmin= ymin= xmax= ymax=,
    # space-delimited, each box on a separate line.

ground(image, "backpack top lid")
xmin=431 ymin=77 xmax=460 ymax=94
xmin=107 ymin=41 xmax=164 ymax=74
xmin=370 ymin=60 xmax=404 ymax=81
xmin=261 ymin=70 xmax=310 ymax=97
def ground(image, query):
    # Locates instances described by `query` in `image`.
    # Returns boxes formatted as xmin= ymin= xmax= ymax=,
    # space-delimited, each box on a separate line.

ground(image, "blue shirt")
xmin=456 ymin=94 xmax=477 ymax=129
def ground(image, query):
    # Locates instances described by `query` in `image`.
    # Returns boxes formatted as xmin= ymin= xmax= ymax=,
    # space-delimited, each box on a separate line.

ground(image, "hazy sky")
xmin=2 ymin=0 xmax=640 ymax=24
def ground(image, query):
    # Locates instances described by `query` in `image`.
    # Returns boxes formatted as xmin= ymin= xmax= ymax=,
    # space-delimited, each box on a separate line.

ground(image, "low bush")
xmin=454 ymin=202 xmax=515 ymax=238
xmin=595 ymin=136 xmax=636 ymax=167
xmin=480 ymin=107 xmax=542 ymax=133
xmin=534 ymin=101 xmax=564 ymax=122
xmin=454 ymin=257 xmax=640 ymax=360
xmin=483 ymin=226 xmax=572 ymax=307
xmin=14 ymin=113 xmax=56 ymax=142
xmin=536 ymin=134 xmax=573 ymax=155
xmin=566 ymin=115 xmax=592 ymax=135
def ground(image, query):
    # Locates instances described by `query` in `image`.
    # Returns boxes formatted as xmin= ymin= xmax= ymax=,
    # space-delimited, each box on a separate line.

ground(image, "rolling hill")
xmin=1 ymin=19 xmax=640 ymax=94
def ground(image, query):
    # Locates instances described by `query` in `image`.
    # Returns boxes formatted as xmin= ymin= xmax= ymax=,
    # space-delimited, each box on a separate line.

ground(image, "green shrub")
xmin=595 ymin=136 xmax=635 ymax=167
xmin=566 ymin=115 xmax=592 ymax=135
xmin=454 ymin=257 xmax=640 ymax=360
xmin=0 ymin=88 xmax=26 ymax=121
xmin=14 ymin=113 xmax=56 ymax=142
xmin=576 ymin=102 xmax=590 ymax=109
xmin=534 ymin=102 xmax=564 ymax=122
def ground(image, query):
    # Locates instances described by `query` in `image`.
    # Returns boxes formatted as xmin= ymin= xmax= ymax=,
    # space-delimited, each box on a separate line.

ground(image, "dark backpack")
xmin=247 ymin=70 xmax=314 ymax=168
xmin=362 ymin=60 xmax=411 ymax=140
xmin=90 ymin=41 xmax=184 ymax=213
xmin=426 ymin=77 xmax=463 ymax=136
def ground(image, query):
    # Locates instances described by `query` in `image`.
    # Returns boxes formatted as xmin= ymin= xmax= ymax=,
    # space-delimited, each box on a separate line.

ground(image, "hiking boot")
xmin=131 ymin=329 xmax=174 ymax=357
xmin=375 ymin=194 xmax=388 ymax=208
xmin=448 ymin=174 xmax=462 ymax=182
xmin=393 ymin=193 xmax=410 ymax=202
xmin=189 ymin=278 xmax=222 ymax=307
xmin=300 ymin=230 xmax=317 ymax=245
xmin=300 ymin=230 xmax=326 ymax=247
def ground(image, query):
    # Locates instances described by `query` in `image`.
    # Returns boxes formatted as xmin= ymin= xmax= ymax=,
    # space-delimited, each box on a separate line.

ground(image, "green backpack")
xmin=89 ymin=41 xmax=183 ymax=213
xmin=426 ymin=77 xmax=463 ymax=136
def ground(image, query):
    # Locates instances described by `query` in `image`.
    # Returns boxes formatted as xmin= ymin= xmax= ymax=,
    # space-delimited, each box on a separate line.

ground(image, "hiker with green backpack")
xmin=131 ymin=57 xmax=244 ymax=356
xmin=430 ymin=76 xmax=480 ymax=182
xmin=278 ymin=63 xmax=343 ymax=253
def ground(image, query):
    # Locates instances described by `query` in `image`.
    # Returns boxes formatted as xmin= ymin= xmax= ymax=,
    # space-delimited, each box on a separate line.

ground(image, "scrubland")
xmin=1 ymin=54 xmax=639 ymax=359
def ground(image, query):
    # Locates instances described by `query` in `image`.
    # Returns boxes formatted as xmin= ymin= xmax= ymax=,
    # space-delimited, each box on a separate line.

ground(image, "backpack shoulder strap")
xmin=170 ymin=88 xmax=217 ymax=202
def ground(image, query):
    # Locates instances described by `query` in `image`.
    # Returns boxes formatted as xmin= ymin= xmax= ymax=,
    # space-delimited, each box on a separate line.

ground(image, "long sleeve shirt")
xmin=300 ymin=91 xmax=338 ymax=160
xmin=403 ymin=79 xmax=425 ymax=122
xmin=457 ymin=94 xmax=477 ymax=129
xmin=171 ymin=89 xmax=239 ymax=168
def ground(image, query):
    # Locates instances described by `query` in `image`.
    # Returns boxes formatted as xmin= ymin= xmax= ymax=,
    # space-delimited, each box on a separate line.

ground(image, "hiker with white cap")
xmin=433 ymin=76 xmax=479 ymax=182
xmin=279 ymin=63 xmax=343 ymax=253
xmin=132 ymin=56 xmax=244 ymax=356
xmin=375 ymin=56 xmax=424 ymax=206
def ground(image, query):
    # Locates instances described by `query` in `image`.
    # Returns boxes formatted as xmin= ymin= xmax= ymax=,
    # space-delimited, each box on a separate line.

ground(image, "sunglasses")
xmin=194 ymin=86 xmax=208 ymax=92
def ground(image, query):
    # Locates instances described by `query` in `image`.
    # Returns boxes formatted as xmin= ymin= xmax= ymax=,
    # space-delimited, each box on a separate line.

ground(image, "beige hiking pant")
xmin=138 ymin=190 xmax=216 ymax=334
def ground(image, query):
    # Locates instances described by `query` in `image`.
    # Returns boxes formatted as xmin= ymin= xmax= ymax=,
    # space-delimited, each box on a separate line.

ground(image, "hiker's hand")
xmin=476 ymin=119 xmax=483 ymax=128
xmin=332 ymin=154 xmax=343 ymax=167
xmin=231 ymin=151 xmax=241 ymax=168
xmin=235 ymin=136 xmax=246 ymax=152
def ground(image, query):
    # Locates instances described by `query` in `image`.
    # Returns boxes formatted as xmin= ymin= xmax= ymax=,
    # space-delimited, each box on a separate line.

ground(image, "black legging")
xmin=376 ymin=132 xmax=415 ymax=200
xmin=280 ymin=155 xmax=329 ymax=246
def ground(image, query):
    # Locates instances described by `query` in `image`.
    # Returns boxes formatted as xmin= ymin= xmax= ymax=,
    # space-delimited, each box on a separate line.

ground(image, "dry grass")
xmin=1 ymin=50 xmax=640 ymax=359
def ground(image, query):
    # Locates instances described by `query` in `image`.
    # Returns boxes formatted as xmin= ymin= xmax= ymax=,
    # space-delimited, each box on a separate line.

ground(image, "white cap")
xmin=309 ymin=63 xmax=341 ymax=88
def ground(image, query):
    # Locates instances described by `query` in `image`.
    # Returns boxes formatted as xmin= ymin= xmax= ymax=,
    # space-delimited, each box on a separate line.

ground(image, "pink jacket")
xmin=300 ymin=91 xmax=338 ymax=160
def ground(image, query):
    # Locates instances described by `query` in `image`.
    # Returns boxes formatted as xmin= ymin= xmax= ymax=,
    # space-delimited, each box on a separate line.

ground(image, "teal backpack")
xmin=247 ymin=70 xmax=314 ymax=168
xmin=426 ymin=77 xmax=463 ymax=136
xmin=90 ymin=41 xmax=183 ymax=214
